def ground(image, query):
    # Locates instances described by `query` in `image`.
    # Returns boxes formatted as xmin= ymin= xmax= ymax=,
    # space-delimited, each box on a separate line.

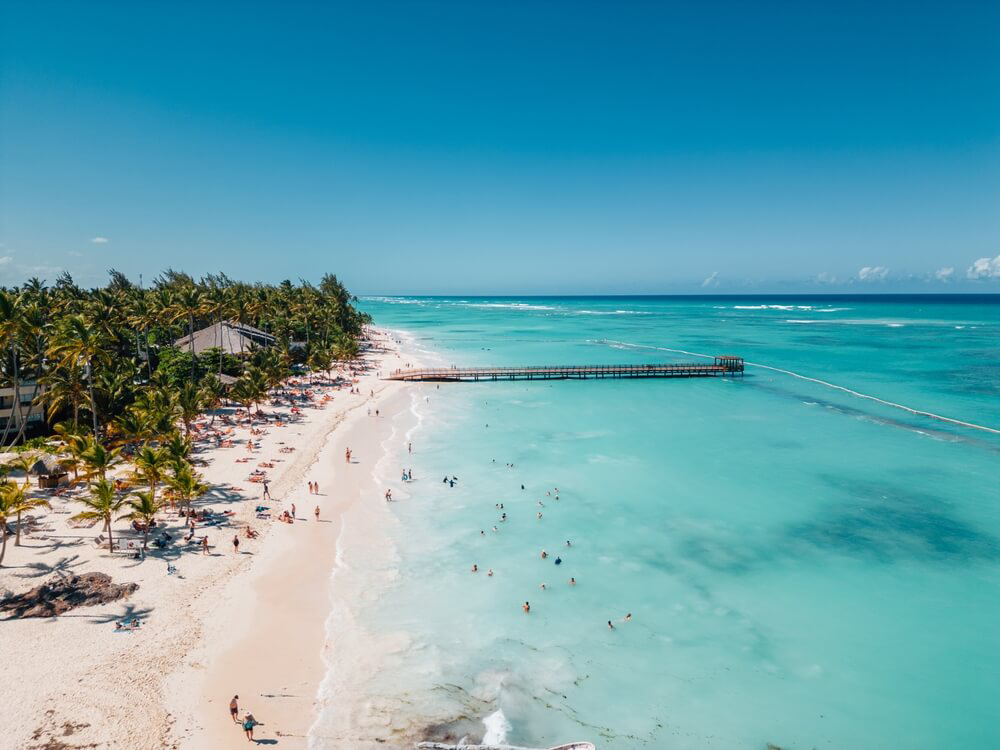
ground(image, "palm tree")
xmin=119 ymin=490 xmax=161 ymax=550
xmin=167 ymin=463 xmax=207 ymax=517
xmin=1 ymin=483 xmax=51 ymax=547
xmin=168 ymin=285 xmax=205 ymax=383
xmin=7 ymin=452 xmax=37 ymax=489
xmin=72 ymin=479 xmax=125 ymax=551
xmin=0 ymin=488 xmax=16 ymax=566
xmin=79 ymin=438 xmax=122 ymax=483
xmin=132 ymin=443 xmax=170 ymax=507
xmin=199 ymin=374 xmax=226 ymax=425
xmin=48 ymin=314 xmax=110 ymax=437
xmin=163 ymin=432 xmax=192 ymax=470
xmin=175 ymin=381 xmax=204 ymax=437
xmin=0 ymin=289 xmax=25 ymax=447
xmin=39 ymin=365 xmax=87 ymax=429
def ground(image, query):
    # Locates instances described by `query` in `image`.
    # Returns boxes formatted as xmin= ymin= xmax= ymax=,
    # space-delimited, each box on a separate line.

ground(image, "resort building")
xmin=173 ymin=321 xmax=276 ymax=357
xmin=0 ymin=381 xmax=45 ymax=435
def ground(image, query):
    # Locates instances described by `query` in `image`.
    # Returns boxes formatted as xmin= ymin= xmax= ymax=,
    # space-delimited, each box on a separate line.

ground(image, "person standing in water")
xmin=523 ymin=601 xmax=530 ymax=613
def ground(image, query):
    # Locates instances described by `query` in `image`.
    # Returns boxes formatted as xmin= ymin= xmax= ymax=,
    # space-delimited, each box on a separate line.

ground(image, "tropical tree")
xmin=168 ymin=285 xmax=205 ymax=383
xmin=119 ymin=490 xmax=161 ymax=550
xmin=72 ymin=479 xmax=126 ymax=551
xmin=167 ymin=462 xmax=207 ymax=516
xmin=132 ymin=443 xmax=170 ymax=507
xmin=7 ymin=452 xmax=38 ymax=489
xmin=47 ymin=314 xmax=110 ymax=437
xmin=39 ymin=365 xmax=87 ymax=429
xmin=79 ymin=438 xmax=122 ymax=483
xmin=0 ymin=489 xmax=15 ymax=566
xmin=1 ymin=483 xmax=51 ymax=547
xmin=199 ymin=374 xmax=226 ymax=425
xmin=163 ymin=432 xmax=192 ymax=470
xmin=175 ymin=381 xmax=204 ymax=437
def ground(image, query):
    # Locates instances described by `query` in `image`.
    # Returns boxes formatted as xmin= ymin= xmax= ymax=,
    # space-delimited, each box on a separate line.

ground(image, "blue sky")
xmin=1 ymin=0 xmax=998 ymax=294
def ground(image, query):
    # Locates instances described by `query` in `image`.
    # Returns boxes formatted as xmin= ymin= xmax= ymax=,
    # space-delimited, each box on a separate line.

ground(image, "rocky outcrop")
xmin=0 ymin=572 xmax=138 ymax=618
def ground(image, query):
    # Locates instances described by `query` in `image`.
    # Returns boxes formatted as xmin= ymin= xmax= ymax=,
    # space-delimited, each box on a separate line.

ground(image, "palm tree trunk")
xmin=0 ymin=528 xmax=7 ymax=566
xmin=11 ymin=382 xmax=40 ymax=446
xmin=0 ymin=344 xmax=19 ymax=447
xmin=106 ymin=514 xmax=113 ymax=552
xmin=188 ymin=312 xmax=197 ymax=383
xmin=86 ymin=359 xmax=98 ymax=437
xmin=15 ymin=510 xmax=22 ymax=546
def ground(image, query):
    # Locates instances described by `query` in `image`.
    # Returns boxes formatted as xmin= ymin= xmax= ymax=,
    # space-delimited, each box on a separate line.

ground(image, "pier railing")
xmin=387 ymin=358 xmax=744 ymax=382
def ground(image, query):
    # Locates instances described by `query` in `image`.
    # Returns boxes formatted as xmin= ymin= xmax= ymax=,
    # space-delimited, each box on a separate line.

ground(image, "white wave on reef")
xmin=572 ymin=309 xmax=653 ymax=315
xmin=482 ymin=709 xmax=511 ymax=745
xmin=461 ymin=302 xmax=557 ymax=311
xmin=590 ymin=339 xmax=1000 ymax=435
xmin=731 ymin=304 xmax=852 ymax=312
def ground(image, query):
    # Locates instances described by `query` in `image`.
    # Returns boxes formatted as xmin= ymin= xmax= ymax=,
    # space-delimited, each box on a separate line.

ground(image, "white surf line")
xmin=597 ymin=339 xmax=1000 ymax=435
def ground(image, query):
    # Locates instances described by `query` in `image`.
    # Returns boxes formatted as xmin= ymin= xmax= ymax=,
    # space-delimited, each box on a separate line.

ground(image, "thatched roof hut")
xmin=30 ymin=454 xmax=64 ymax=477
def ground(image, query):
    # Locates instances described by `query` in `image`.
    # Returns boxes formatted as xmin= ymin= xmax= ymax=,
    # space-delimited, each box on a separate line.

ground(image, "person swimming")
xmin=471 ymin=564 xmax=478 ymax=572
xmin=523 ymin=602 xmax=530 ymax=613
xmin=541 ymin=550 xmax=548 ymax=559
xmin=554 ymin=556 xmax=562 ymax=565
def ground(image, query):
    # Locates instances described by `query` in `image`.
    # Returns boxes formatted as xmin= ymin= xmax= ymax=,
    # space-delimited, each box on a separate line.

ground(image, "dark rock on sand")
xmin=0 ymin=572 xmax=138 ymax=618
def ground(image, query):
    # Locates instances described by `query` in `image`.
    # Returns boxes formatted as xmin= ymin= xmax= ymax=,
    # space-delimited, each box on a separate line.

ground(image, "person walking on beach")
xmin=291 ymin=503 xmax=296 ymax=518
xmin=229 ymin=695 xmax=239 ymax=722
xmin=262 ymin=480 xmax=270 ymax=500
xmin=314 ymin=505 xmax=320 ymax=521
xmin=202 ymin=536 xmax=210 ymax=555
xmin=243 ymin=712 xmax=262 ymax=741
xmin=233 ymin=535 xmax=239 ymax=553
xmin=308 ymin=481 xmax=313 ymax=494
xmin=314 ymin=481 xmax=320 ymax=494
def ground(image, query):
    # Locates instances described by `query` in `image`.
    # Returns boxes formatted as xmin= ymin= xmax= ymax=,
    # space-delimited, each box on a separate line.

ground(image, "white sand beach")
xmin=0 ymin=329 xmax=419 ymax=749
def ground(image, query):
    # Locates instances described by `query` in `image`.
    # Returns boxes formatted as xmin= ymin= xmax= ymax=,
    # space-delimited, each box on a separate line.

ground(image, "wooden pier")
xmin=387 ymin=356 xmax=744 ymax=382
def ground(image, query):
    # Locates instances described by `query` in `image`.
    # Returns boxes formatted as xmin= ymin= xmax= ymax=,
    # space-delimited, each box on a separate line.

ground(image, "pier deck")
xmin=387 ymin=357 xmax=744 ymax=382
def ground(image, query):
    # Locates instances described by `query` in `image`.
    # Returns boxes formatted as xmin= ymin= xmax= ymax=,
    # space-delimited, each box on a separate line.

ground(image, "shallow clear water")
xmin=332 ymin=295 xmax=1000 ymax=749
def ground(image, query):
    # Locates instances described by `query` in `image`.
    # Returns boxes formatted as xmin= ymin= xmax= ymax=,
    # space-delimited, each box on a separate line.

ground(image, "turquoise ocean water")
xmin=336 ymin=296 xmax=1000 ymax=749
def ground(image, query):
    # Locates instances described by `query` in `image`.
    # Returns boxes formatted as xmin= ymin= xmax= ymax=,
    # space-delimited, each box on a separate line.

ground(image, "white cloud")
xmin=966 ymin=255 xmax=1000 ymax=279
xmin=67 ymin=250 xmax=83 ymax=257
xmin=858 ymin=266 xmax=889 ymax=282
xmin=815 ymin=271 xmax=837 ymax=284
xmin=933 ymin=267 xmax=954 ymax=282
xmin=0 ymin=256 xmax=12 ymax=266
xmin=701 ymin=271 xmax=719 ymax=288
xmin=90 ymin=236 xmax=109 ymax=244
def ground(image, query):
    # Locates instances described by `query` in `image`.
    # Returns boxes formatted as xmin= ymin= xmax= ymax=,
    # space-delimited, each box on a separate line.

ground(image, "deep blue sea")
xmin=329 ymin=295 xmax=1000 ymax=749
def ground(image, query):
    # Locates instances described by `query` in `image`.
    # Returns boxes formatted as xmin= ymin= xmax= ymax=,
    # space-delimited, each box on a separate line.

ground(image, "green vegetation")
xmin=0 ymin=269 xmax=368 ymax=444
xmin=0 ymin=269 xmax=369 ymax=565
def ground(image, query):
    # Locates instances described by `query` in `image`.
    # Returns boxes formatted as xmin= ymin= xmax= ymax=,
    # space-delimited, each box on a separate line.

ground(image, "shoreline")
xmin=166 ymin=328 xmax=425 ymax=748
